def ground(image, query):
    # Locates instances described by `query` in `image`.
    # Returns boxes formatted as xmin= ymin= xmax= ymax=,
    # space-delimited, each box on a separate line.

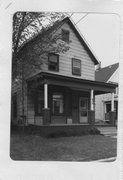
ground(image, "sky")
xmin=70 ymin=13 xmax=120 ymax=68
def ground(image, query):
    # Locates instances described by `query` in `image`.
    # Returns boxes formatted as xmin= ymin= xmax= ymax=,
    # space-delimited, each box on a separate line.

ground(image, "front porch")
xmin=26 ymin=72 xmax=117 ymax=127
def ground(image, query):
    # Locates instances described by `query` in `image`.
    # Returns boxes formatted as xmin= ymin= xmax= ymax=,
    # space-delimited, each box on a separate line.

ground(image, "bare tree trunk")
xmin=21 ymin=58 xmax=25 ymax=132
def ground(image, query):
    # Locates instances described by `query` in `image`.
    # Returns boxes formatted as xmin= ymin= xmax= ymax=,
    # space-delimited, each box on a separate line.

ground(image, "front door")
xmin=79 ymin=98 xmax=88 ymax=123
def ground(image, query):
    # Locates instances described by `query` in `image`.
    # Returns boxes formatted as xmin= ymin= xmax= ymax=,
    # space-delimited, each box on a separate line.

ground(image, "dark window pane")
xmin=53 ymin=93 xmax=64 ymax=114
xmin=62 ymin=29 xmax=69 ymax=42
xmin=106 ymin=103 xmax=111 ymax=113
xmin=80 ymin=99 xmax=88 ymax=110
xmin=72 ymin=58 xmax=81 ymax=75
xmin=80 ymin=111 xmax=87 ymax=117
xmin=48 ymin=54 xmax=59 ymax=71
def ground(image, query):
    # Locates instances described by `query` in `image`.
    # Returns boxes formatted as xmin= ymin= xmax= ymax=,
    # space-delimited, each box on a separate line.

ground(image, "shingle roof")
xmin=95 ymin=63 xmax=119 ymax=82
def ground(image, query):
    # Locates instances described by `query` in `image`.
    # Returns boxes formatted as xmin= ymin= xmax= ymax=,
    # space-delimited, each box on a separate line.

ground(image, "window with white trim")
xmin=72 ymin=58 xmax=81 ymax=76
xmin=52 ymin=93 xmax=64 ymax=115
xmin=48 ymin=53 xmax=59 ymax=71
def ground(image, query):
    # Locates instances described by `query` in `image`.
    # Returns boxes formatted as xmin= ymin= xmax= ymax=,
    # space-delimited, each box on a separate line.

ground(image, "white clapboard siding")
xmin=25 ymin=21 xmax=95 ymax=81
xmin=40 ymin=22 xmax=95 ymax=80
xmin=95 ymin=94 xmax=105 ymax=121
xmin=27 ymin=91 xmax=35 ymax=124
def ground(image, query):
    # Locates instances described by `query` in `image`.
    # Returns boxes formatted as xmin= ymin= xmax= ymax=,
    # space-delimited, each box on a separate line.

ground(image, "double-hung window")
xmin=72 ymin=58 xmax=81 ymax=76
xmin=52 ymin=93 xmax=64 ymax=115
xmin=62 ymin=29 xmax=70 ymax=43
xmin=48 ymin=53 xmax=59 ymax=72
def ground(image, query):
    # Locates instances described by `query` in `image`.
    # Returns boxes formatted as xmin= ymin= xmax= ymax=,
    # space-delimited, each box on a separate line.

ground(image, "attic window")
xmin=62 ymin=29 xmax=70 ymax=42
xmin=72 ymin=58 xmax=81 ymax=76
xmin=48 ymin=53 xmax=59 ymax=72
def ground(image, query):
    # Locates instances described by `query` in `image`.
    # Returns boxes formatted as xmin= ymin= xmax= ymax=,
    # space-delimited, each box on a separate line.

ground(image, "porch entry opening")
xmin=79 ymin=97 xmax=88 ymax=123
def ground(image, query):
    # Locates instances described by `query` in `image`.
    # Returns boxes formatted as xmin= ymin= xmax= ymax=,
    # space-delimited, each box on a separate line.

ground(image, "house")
xmin=95 ymin=63 xmax=119 ymax=125
xmin=11 ymin=17 xmax=117 ymax=135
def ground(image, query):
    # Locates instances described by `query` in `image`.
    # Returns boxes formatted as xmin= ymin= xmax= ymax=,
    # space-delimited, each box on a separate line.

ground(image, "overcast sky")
xmin=71 ymin=13 xmax=120 ymax=67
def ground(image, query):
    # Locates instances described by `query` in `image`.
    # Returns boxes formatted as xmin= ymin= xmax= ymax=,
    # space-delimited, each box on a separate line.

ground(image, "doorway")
xmin=79 ymin=97 xmax=88 ymax=123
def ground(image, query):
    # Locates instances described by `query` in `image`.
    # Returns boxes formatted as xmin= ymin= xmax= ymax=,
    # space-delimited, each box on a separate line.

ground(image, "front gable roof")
xmin=18 ymin=17 xmax=99 ymax=65
xmin=95 ymin=63 xmax=119 ymax=82
xmin=62 ymin=17 xmax=99 ymax=65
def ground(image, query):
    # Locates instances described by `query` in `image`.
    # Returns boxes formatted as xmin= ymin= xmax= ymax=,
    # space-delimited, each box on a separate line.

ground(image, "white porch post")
xmin=111 ymin=92 xmax=114 ymax=111
xmin=90 ymin=89 xmax=94 ymax=111
xmin=44 ymin=83 xmax=48 ymax=108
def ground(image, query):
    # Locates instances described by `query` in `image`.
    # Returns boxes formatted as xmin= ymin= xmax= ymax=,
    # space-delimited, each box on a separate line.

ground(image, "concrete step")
xmin=97 ymin=127 xmax=117 ymax=137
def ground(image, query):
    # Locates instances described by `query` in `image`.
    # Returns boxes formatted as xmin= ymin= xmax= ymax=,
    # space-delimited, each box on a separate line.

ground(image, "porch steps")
xmin=97 ymin=127 xmax=117 ymax=138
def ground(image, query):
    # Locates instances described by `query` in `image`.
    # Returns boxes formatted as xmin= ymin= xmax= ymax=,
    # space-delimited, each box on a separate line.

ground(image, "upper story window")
xmin=72 ymin=58 xmax=81 ymax=76
xmin=48 ymin=53 xmax=59 ymax=72
xmin=62 ymin=29 xmax=70 ymax=42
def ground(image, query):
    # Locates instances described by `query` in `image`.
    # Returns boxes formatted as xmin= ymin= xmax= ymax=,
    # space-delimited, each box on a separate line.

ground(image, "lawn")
xmin=10 ymin=133 xmax=117 ymax=161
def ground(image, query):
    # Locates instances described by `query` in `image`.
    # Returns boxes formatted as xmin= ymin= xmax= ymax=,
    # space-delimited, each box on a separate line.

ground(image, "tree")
xmin=12 ymin=12 xmax=69 ymax=79
xmin=12 ymin=12 xmax=70 ymax=128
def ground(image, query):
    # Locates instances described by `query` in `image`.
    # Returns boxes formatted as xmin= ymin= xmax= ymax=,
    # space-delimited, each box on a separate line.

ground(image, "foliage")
xmin=12 ymin=12 xmax=66 ymax=54
xmin=12 ymin=12 xmax=70 ymax=80
xmin=12 ymin=12 xmax=71 ymax=124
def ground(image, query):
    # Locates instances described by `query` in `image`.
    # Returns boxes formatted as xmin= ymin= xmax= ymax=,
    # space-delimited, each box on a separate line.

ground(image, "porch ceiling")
xmin=27 ymin=72 xmax=118 ymax=95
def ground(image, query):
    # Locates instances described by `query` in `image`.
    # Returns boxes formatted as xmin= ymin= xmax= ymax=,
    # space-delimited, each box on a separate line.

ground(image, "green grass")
xmin=10 ymin=133 xmax=117 ymax=161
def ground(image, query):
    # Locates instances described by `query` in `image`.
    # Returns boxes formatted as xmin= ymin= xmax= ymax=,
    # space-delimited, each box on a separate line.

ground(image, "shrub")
xmin=89 ymin=127 xmax=100 ymax=135
xmin=46 ymin=127 xmax=100 ymax=138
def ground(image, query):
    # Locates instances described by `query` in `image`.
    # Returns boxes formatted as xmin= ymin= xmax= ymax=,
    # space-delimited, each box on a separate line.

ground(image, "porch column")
xmin=88 ymin=89 xmax=95 ymax=125
xmin=111 ymin=92 xmax=114 ymax=111
xmin=109 ymin=92 xmax=115 ymax=126
xmin=90 ymin=89 xmax=94 ymax=111
xmin=44 ymin=83 xmax=48 ymax=108
xmin=42 ymin=83 xmax=50 ymax=125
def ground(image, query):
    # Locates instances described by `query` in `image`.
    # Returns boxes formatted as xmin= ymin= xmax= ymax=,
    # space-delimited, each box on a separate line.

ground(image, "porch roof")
xmin=27 ymin=72 xmax=118 ymax=95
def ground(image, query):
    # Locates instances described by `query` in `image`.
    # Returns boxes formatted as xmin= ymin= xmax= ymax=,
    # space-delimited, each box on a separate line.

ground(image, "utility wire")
xmin=75 ymin=13 xmax=88 ymax=25
xmin=65 ymin=12 xmax=74 ymax=19
xmin=69 ymin=12 xmax=74 ymax=18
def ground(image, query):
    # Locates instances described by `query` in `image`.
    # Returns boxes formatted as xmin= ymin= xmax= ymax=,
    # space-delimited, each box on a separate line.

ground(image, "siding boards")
xmin=50 ymin=22 xmax=94 ymax=80
xmin=24 ymin=21 xmax=95 ymax=81
xmin=27 ymin=90 xmax=35 ymax=124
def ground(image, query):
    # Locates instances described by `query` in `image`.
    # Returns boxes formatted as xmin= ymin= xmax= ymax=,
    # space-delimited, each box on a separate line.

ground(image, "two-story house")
xmin=95 ymin=63 xmax=119 ymax=126
xmin=11 ymin=17 xmax=117 ymax=135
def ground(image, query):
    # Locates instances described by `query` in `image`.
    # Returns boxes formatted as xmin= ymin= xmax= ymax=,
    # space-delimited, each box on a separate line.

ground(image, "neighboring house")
xmin=11 ymin=17 xmax=117 ymax=134
xmin=95 ymin=63 xmax=119 ymax=125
